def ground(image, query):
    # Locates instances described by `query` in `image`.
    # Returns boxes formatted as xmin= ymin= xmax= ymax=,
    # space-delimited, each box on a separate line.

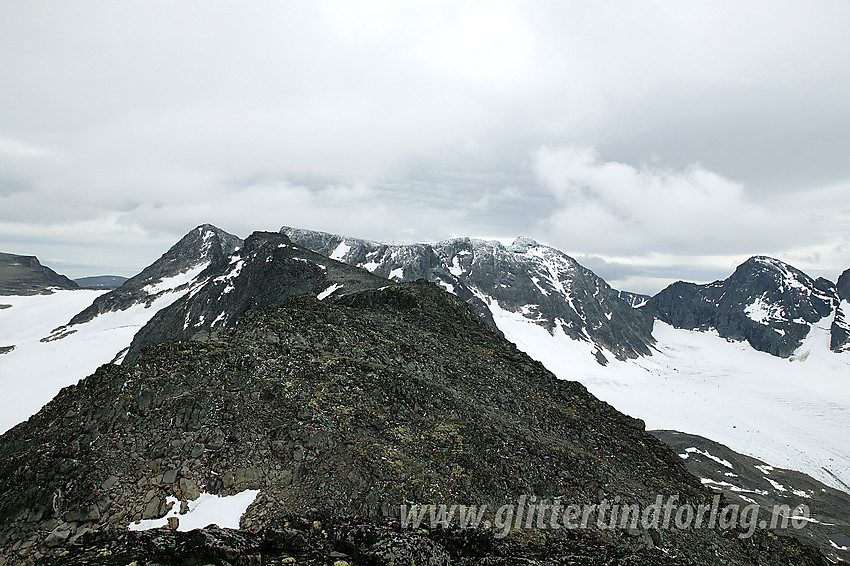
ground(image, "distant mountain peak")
xmin=646 ymin=255 xmax=839 ymax=357
xmin=508 ymin=236 xmax=540 ymax=251
xmin=66 ymin=224 xmax=242 ymax=326
xmin=0 ymin=252 xmax=78 ymax=295
xmin=281 ymin=226 xmax=654 ymax=362
xmin=123 ymin=230 xmax=390 ymax=364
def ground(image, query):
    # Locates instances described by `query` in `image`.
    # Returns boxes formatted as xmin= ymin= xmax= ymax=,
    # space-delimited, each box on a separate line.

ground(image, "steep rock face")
xmin=831 ymin=301 xmax=850 ymax=353
xmin=836 ymin=268 xmax=850 ymax=302
xmin=67 ymin=225 xmax=242 ymax=326
xmin=616 ymin=290 xmax=650 ymax=308
xmin=281 ymin=227 xmax=654 ymax=361
xmin=645 ymin=256 xmax=838 ymax=357
xmin=0 ymin=252 xmax=78 ymax=295
xmin=831 ymin=268 xmax=850 ymax=352
xmin=123 ymin=231 xmax=389 ymax=364
xmin=0 ymin=281 xmax=826 ymax=565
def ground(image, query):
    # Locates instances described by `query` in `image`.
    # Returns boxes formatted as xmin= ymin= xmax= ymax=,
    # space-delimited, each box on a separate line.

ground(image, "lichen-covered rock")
xmin=0 ymin=279 xmax=829 ymax=564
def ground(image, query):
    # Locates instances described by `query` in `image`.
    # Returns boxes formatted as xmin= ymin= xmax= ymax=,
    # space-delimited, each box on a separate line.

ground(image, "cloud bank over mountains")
xmin=1 ymin=1 xmax=848 ymax=292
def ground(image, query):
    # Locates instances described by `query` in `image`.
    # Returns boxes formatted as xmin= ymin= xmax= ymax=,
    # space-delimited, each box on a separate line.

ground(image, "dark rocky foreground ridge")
xmin=0 ymin=252 xmax=78 ymax=296
xmin=0 ymin=251 xmax=828 ymax=564
xmin=644 ymin=256 xmax=839 ymax=357
xmin=281 ymin=226 xmax=654 ymax=363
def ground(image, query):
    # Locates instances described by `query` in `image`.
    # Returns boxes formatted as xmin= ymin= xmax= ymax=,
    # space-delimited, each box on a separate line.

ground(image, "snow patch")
xmin=744 ymin=296 xmax=785 ymax=325
xmin=437 ymin=280 xmax=455 ymax=294
xmin=685 ymin=447 xmax=733 ymax=469
xmin=389 ymin=267 xmax=404 ymax=280
xmin=142 ymin=262 xmax=209 ymax=295
xmin=330 ymin=241 xmax=351 ymax=260
xmin=317 ymin=284 xmax=343 ymax=300
xmin=128 ymin=489 xmax=260 ymax=532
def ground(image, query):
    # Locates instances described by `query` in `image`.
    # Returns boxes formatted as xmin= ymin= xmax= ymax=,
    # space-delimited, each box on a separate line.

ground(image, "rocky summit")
xmin=644 ymin=256 xmax=838 ymax=357
xmin=67 ymin=224 xmax=242 ymax=327
xmin=0 ymin=243 xmax=828 ymax=564
xmin=0 ymin=253 xmax=78 ymax=296
xmin=281 ymin=226 xmax=654 ymax=363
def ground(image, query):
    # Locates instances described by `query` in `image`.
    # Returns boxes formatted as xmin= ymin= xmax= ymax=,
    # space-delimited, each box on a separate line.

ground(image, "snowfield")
xmin=0 ymin=280 xmax=203 ymax=433
xmin=481 ymin=293 xmax=850 ymax=493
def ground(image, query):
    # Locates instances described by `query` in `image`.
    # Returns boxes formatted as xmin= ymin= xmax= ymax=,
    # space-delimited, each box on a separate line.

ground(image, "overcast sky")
xmin=2 ymin=1 xmax=849 ymax=293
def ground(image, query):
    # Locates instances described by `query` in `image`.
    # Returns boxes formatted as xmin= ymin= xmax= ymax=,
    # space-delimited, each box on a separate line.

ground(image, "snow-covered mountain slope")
xmin=497 ymin=306 xmax=850 ymax=492
xmin=644 ymin=256 xmax=838 ymax=357
xmin=281 ymin=226 xmax=654 ymax=363
xmin=1 ymin=290 xmax=103 ymax=433
xmin=0 ymin=225 xmax=243 ymax=434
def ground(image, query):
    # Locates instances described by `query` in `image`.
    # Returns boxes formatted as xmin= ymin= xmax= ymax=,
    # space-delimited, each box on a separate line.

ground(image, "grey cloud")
xmin=1 ymin=1 xmax=849 ymax=288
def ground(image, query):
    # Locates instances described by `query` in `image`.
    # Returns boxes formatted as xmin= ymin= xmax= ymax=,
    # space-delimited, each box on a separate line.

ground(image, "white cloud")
xmin=1 ymin=1 xmax=849 ymax=289
xmin=532 ymin=146 xmax=780 ymax=255
xmin=529 ymin=146 xmax=850 ymax=291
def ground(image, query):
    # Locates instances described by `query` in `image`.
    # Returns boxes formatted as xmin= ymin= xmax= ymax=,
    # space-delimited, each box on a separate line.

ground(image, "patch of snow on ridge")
xmin=330 ymin=241 xmax=350 ymax=260
xmin=437 ymin=280 xmax=455 ymax=294
xmin=685 ymin=447 xmax=733 ymax=469
xmin=142 ymin=262 xmax=210 ymax=295
xmin=744 ymin=296 xmax=784 ymax=325
xmin=317 ymin=284 xmax=342 ymax=300
xmin=214 ymin=257 xmax=244 ymax=284
xmin=129 ymin=489 xmax=260 ymax=531
xmin=389 ymin=267 xmax=404 ymax=280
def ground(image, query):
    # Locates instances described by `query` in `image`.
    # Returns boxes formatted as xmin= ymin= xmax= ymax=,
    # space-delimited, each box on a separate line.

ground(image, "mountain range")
xmin=1 ymin=224 xmax=848 ymax=563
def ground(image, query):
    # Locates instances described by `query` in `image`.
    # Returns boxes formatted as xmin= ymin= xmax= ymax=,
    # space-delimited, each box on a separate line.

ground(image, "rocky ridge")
xmin=652 ymin=430 xmax=850 ymax=564
xmin=0 ymin=253 xmax=78 ymax=296
xmin=124 ymin=231 xmax=390 ymax=364
xmin=616 ymin=290 xmax=650 ymax=308
xmin=830 ymin=268 xmax=850 ymax=352
xmin=72 ymin=276 xmax=128 ymax=290
xmin=0 ymin=258 xmax=827 ymax=564
xmin=281 ymin=227 xmax=654 ymax=363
